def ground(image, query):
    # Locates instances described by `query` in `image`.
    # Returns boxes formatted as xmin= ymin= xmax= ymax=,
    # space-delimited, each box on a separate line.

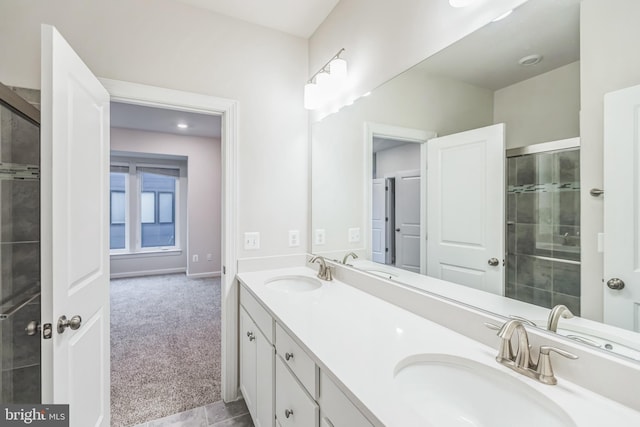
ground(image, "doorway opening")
xmin=108 ymin=102 xmax=226 ymax=426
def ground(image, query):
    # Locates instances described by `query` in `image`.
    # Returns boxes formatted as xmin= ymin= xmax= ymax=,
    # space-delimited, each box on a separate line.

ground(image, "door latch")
xmin=42 ymin=323 xmax=53 ymax=339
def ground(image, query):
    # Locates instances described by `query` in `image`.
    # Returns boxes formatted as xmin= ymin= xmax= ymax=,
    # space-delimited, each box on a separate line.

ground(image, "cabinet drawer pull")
xmin=285 ymin=409 xmax=294 ymax=418
xmin=285 ymin=352 xmax=294 ymax=361
xmin=247 ymin=331 xmax=255 ymax=341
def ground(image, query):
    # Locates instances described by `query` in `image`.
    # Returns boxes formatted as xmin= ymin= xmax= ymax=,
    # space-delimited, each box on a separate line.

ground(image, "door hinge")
xmin=42 ymin=323 xmax=52 ymax=339
xmin=385 ymin=248 xmax=389 ymax=252
xmin=385 ymin=186 xmax=388 ymax=191
xmin=385 ymin=217 xmax=388 ymax=222
xmin=222 ymin=265 xmax=226 ymax=275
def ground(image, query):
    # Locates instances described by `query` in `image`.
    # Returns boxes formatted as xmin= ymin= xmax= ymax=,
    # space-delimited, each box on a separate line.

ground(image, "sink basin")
xmin=393 ymin=354 xmax=576 ymax=427
xmin=265 ymin=275 xmax=322 ymax=293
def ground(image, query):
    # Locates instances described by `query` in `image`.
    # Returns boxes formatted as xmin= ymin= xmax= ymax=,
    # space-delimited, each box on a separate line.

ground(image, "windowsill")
xmin=110 ymin=249 xmax=182 ymax=260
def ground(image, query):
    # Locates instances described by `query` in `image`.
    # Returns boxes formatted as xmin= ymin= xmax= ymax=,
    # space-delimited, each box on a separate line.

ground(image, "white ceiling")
xmin=417 ymin=0 xmax=580 ymax=91
xmin=173 ymin=0 xmax=340 ymax=38
xmin=373 ymin=137 xmax=411 ymax=153
xmin=111 ymin=102 xmax=221 ymax=139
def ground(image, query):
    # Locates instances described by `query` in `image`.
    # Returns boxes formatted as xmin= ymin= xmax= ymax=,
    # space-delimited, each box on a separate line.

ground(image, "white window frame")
xmin=109 ymin=161 xmax=130 ymax=254
xmin=110 ymin=156 xmax=186 ymax=255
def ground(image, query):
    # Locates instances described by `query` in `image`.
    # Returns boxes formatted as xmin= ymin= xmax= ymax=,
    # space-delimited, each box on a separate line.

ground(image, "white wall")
xmin=494 ymin=61 xmax=580 ymax=149
xmin=308 ymin=0 xmax=528 ymax=119
xmin=312 ymin=68 xmax=494 ymax=253
xmin=580 ymin=0 xmax=640 ymax=321
xmin=0 ymin=0 xmax=308 ymax=259
xmin=110 ymin=128 xmax=221 ymax=277
xmin=375 ymin=143 xmax=420 ymax=179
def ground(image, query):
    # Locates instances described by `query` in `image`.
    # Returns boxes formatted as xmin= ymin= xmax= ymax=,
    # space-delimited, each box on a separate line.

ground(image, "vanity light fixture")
xmin=177 ymin=123 xmax=189 ymax=129
xmin=304 ymin=48 xmax=348 ymax=110
xmin=449 ymin=0 xmax=478 ymax=8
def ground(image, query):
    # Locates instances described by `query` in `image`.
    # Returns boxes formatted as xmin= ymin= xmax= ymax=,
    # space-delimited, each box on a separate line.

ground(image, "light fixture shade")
xmin=449 ymin=0 xmax=477 ymax=7
xmin=315 ymin=72 xmax=331 ymax=107
xmin=304 ymin=82 xmax=318 ymax=110
xmin=329 ymin=57 xmax=348 ymax=84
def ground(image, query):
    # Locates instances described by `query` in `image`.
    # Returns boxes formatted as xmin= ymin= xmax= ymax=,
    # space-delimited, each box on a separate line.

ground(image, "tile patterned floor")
xmin=131 ymin=399 xmax=254 ymax=427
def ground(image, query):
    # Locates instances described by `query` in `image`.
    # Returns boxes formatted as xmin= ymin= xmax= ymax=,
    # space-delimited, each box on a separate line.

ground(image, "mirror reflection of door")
xmin=372 ymin=137 xmax=421 ymax=272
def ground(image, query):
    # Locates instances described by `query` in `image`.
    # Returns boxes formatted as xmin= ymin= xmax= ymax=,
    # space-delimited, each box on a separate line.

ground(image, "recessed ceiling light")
xmin=493 ymin=10 xmax=513 ymax=22
xmin=518 ymin=54 xmax=543 ymax=66
xmin=177 ymin=123 xmax=189 ymax=129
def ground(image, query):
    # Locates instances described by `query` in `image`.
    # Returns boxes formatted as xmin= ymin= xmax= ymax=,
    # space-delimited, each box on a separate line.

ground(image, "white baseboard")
xmin=110 ymin=267 xmax=186 ymax=279
xmin=186 ymin=271 xmax=221 ymax=279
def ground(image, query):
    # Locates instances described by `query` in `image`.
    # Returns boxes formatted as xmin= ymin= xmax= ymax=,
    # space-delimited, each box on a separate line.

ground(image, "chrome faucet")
xmin=309 ymin=255 xmax=333 ymax=281
xmin=342 ymin=252 xmax=358 ymax=265
xmin=547 ymin=304 xmax=574 ymax=332
xmin=486 ymin=319 xmax=578 ymax=385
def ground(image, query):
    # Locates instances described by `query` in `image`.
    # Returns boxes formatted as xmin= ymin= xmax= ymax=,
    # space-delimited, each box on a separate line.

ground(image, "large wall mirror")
xmin=311 ymin=0 xmax=640 ymax=363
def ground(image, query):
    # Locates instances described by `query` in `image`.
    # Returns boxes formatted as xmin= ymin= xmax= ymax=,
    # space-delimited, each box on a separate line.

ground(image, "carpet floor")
xmin=110 ymin=274 xmax=222 ymax=427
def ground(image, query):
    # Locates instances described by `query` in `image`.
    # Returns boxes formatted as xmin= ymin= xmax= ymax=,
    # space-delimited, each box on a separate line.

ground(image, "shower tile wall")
xmin=506 ymin=148 xmax=581 ymax=315
xmin=0 ymin=87 xmax=41 ymax=404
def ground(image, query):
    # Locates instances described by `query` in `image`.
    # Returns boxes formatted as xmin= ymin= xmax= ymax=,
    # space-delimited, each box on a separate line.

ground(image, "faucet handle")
xmin=536 ymin=345 xmax=579 ymax=385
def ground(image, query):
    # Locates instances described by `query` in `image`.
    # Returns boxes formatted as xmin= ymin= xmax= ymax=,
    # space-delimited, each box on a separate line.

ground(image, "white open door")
xmin=604 ymin=84 xmax=640 ymax=332
xmin=371 ymin=178 xmax=386 ymax=263
xmin=41 ymin=25 xmax=110 ymax=426
xmin=427 ymin=124 xmax=505 ymax=294
xmin=395 ymin=170 xmax=421 ymax=273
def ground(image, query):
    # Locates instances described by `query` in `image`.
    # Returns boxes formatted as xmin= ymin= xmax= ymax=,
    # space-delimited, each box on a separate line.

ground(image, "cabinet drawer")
xmin=240 ymin=284 xmax=274 ymax=344
xmin=276 ymin=323 xmax=318 ymax=398
xmin=319 ymin=372 xmax=372 ymax=427
xmin=276 ymin=356 xmax=318 ymax=427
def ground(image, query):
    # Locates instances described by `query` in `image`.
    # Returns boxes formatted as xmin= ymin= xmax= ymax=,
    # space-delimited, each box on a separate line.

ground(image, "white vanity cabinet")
xmin=274 ymin=323 xmax=320 ymax=426
xmin=239 ymin=282 xmax=375 ymax=427
xmin=318 ymin=372 xmax=373 ymax=427
xmin=240 ymin=287 xmax=275 ymax=427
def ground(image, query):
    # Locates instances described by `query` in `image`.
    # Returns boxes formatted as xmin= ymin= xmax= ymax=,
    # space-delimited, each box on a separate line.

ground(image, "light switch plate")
xmin=288 ymin=230 xmax=300 ymax=247
xmin=315 ymin=229 xmax=326 ymax=245
xmin=244 ymin=232 xmax=260 ymax=250
xmin=348 ymin=227 xmax=361 ymax=243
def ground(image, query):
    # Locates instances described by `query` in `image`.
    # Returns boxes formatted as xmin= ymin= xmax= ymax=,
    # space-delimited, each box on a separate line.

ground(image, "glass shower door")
xmin=506 ymin=143 xmax=581 ymax=315
xmin=0 ymin=87 xmax=41 ymax=404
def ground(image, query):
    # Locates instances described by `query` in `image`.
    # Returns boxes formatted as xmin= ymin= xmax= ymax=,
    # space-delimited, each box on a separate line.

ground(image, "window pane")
xmin=111 ymin=191 xmax=126 ymax=224
xmin=110 ymin=172 xmax=127 ymax=250
xmin=141 ymin=192 xmax=156 ymax=224
xmin=159 ymin=192 xmax=174 ymax=223
xmin=140 ymin=171 xmax=177 ymax=248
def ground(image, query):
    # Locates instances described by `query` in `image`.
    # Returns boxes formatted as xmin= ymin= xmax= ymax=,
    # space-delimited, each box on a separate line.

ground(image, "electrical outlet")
xmin=207 ymin=253 xmax=213 ymax=261
xmin=288 ymin=230 xmax=300 ymax=247
xmin=348 ymin=227 xmax=361 ymax=243
xmin=315 ymin=229 xmax=326 ymax=245
xmin=192 ymin=254 xmax=199 ymax=263
xmin=244 ymin=232 xmax=260 ymax=250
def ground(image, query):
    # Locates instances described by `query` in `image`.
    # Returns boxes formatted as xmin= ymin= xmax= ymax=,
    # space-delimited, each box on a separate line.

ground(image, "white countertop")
xmin=237 ymin=266 xmax=640 ymax=426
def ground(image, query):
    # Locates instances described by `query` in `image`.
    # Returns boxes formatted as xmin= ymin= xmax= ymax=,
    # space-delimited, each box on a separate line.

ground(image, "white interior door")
xmin=427 ymin=124 xmax=505 ymax=294
xmin=604 ymin=83 xmax=640 ymax=332
xmin=371 ymin=178 xmax=386 ymax=263
xmin=395 ymin=170 xmax=421 ymax=273
xmin=41 ymin=25 xmax=110 ymax=425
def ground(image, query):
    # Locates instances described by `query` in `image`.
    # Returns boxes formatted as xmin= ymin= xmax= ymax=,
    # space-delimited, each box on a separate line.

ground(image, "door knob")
xmin=488 ymin=258 xmax=500 ymax=267
xmin=606 ymin=278 xmax=625 ymax=290
xmin=57 ymin=315 xmax=82 ymax=334
xmin=25 ymin=321 xmax=40 ymax=336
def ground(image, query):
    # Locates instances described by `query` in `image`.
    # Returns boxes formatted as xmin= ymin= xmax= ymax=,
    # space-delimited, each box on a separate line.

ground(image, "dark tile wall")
xmin=0 ymin=88 xmax=41 ymax=403
xmin=506 ymin=148 xmax=581 ymax=315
